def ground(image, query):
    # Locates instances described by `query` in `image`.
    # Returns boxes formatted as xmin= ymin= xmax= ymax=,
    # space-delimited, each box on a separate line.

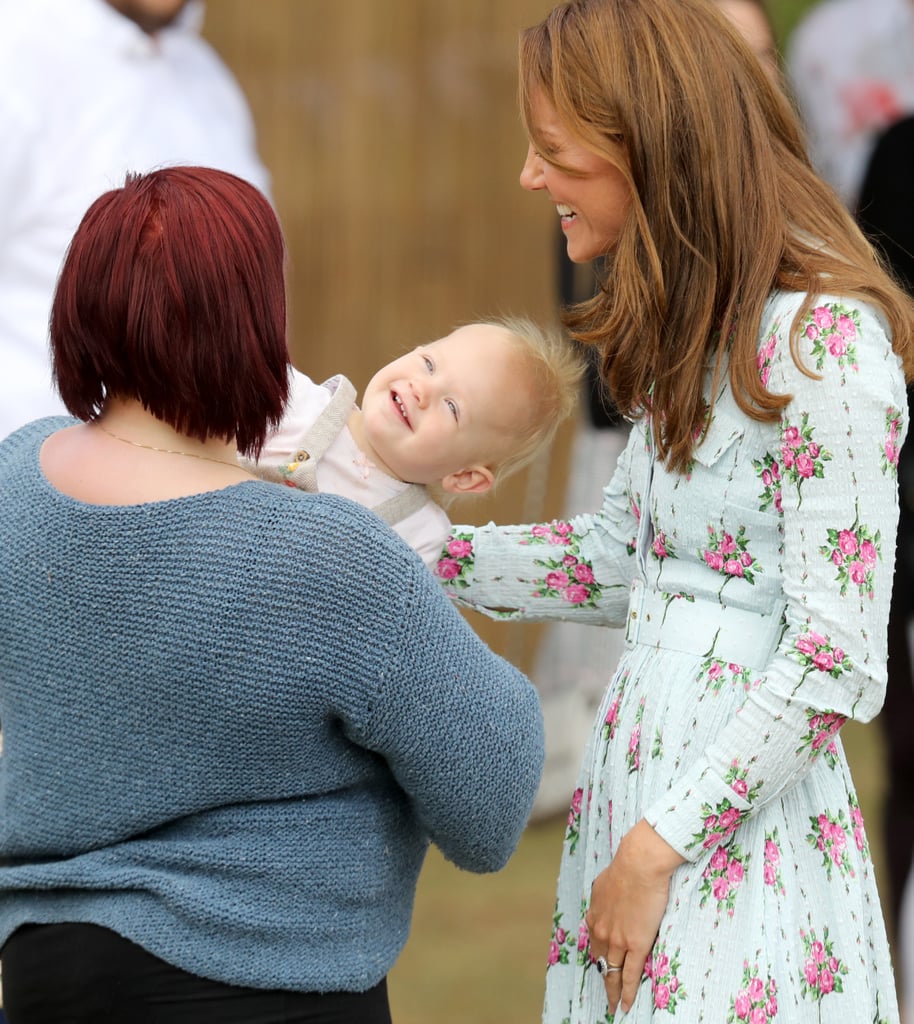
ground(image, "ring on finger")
xmin=595 ymin=956 xmax=623 ymax=976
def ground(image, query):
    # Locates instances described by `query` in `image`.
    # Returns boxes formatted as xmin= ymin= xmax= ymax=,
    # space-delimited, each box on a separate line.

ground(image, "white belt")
xmin=624 ymin=578 xmax=786 ymax=668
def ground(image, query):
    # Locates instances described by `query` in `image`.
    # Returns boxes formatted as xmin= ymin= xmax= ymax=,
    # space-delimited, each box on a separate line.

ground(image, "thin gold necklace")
xmin=97 ymin=424 xmax=243 ymax=471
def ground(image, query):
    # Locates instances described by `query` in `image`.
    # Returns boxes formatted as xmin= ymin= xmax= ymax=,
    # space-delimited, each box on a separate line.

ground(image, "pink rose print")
xmin=789 ymin=630 xmax=852 ymax=680
xmin=701 ymin=524 xmax=763 ymax=590
xmin=848 ymin=793 xmax=870 ymax=860
xmin=436 ymin=558 xmax=460 ymax=580
xmin=574 ymin=899 xmax=602 ymax=969
xmin=626 ymin=698 xmax=645 ymax=773
xmin=651 ymin=530 xmax=674 ymax=559
xmin=798 ymin=926 xmax=848 ymax=1003
xmin=436 ymin=531 xmax=475 ymax=588
xmin=689 ymin=796 xmax=745 ymax=852
xmin=796 ymin=708 xmax=846 ymax=768
xmin=807 ymin=809 xmax=855 ymax=880
xmin=565 ymin=786 xmax=589 ymax=855
xmin=804 ymin=302 xmax=860 ymax=374
xmin=547 ymin=909 xmax=578 ymax=968
xmin=650 ymin=529 xmax=677 ymax=584
xmin=578 ymin=919 xmax=589 ymax=954
xmin=763 ymin=829 xmax=786 ymax=895
xmin=700 ymin=842 xmax=749 ymax=917
xmin=601 ymin=669 xmax=629 ymax=748
xmin=778 ymin=411 xmax=832 ymax=508
xmin=625 ymin=492 xmax=642 ymax=555
xmin=754 ymin=452 xmax=783 ymax=513
xmin=882 ymin=405 xmax=904 ymax=477
xmin=520 ymin=521 xmax=605 ymax=608
xmin=757 ymin=327 xmax=779 ymax=388
xmin=527 ymin=522 xmax=571 ymax=545
xmin=602 ymin=701 xmax=620 ymax=740
xmin=562 ymin=583 xmax=590 ymax=604
xmin=725 ymin=759 xmax=762 ymax=803
xmin=819 ymin=515 xmax=882 ymax=600
xmin=646 ymin=942 xmax=686 ymax=1013
xmin=701 ymin=657 xmax=759 ymax=694
xmin=727 ymin=961 xmax=778 ymax=1022
xmin=574 ymin=562 xmax=595 ymax=583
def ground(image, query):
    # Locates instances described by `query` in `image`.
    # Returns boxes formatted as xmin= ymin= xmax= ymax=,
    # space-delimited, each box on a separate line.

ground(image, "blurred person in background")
xmin=716 ymin=0 xmax=780 ymax=81
xmin=0 ymin=0 xmax=270 ymax=440
xmin=787 ymin=0 xmax=914 ymax=211
xmin=857 ymin=113 xmax=914 ymax=1022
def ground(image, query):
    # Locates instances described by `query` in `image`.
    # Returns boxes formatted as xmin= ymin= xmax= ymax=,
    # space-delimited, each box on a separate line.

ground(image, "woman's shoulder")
xmin=234 ymin=482 xmax=429 ymax=571
xmin=762 ymin=289 xmax=890 ymax=342
xmin=758 ymin=289 xmax=902 ymax=399
xmin=0 ymin=415 xmax=77 ymax=464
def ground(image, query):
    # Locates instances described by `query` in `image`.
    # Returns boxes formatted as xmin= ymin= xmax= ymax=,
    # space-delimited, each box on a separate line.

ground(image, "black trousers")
xmin=1 ymin=924 xmax=392 ymax=1024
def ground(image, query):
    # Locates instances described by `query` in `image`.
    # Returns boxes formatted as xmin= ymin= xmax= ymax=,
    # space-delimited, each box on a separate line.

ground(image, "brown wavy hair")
xmin=520 ymin=0 xmax=914 ymax=472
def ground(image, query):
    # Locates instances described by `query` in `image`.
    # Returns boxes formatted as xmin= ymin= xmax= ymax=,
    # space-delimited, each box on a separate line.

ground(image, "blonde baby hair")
xmin=473 ymin=314 xmax=584 ymax=488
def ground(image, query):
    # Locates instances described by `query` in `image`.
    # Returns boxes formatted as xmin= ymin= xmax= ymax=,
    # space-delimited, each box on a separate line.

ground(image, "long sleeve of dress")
xmin=645 ymin=297 xmax=907 ymax=860
xmin=437 ymin=435 xmax=641 ymax=627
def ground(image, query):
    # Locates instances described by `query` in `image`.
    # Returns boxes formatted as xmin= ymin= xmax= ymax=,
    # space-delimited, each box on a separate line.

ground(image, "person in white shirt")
xmin=0 ymin=0 xmax=270 ymax=440
xmin=786 ymin=0 xmax=914 ymax=211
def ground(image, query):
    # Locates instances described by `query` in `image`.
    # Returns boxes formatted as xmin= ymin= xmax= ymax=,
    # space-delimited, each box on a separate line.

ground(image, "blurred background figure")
xmin=530 ymin=0 xmax=783 ymax=819
xmin=857 ymin=114 xmax=914 ymax=1024
xmin=859 ymin=115 xmax=914 ymax=295
xmin=786 ymin=0 xmax=914 ymax=210
xmin=0 ymin=0 xmax=270 ymax=441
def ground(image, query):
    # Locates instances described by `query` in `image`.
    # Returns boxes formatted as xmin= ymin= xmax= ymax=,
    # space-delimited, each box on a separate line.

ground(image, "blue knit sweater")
xmin=0 ymin=418 xmax=545 ymax=992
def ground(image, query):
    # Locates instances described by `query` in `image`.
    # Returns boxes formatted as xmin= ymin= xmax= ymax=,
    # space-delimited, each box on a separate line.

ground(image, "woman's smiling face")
xmin=519 ymin=90 xmax=632 ymax=264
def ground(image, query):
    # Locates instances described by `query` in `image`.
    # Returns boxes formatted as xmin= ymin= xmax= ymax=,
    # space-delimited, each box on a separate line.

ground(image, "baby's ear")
xmin=440 ymin=465 xmax=494 ymax=495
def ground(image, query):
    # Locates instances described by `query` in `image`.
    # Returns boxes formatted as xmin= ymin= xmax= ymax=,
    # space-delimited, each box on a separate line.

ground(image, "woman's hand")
xmin=586 ymin=818 xmax=686 ymax=1016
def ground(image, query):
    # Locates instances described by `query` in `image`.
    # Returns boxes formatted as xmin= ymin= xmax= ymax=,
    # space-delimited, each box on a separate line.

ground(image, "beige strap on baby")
xmin=256 ymin=375 xmax=429 ymax=526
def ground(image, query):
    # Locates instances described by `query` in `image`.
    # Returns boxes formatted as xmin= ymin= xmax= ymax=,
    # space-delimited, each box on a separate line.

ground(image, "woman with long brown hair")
xmin=437 ymin=0 xmax=914 ymax=1019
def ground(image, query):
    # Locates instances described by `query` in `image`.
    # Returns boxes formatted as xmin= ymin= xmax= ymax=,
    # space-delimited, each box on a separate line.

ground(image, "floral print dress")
xmin=438 ymin=290 xmax=906 ymax=1023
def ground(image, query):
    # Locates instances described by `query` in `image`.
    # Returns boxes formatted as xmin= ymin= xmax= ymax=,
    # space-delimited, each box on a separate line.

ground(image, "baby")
xmin=247 ymin=316 xmax=584 ymax=569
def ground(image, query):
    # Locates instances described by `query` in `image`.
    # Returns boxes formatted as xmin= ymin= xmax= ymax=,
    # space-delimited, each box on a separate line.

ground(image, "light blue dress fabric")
xmin=439 ymin=289 xmax=905 ymax=1022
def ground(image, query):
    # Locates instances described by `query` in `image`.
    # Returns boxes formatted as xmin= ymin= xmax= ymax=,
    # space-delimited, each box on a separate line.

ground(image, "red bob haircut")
xmin=51 ymin=165 xmax=289 ymax=457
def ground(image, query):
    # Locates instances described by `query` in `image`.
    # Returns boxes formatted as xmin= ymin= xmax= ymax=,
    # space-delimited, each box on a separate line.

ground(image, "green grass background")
xmin=388 ymin=3 xmax=903 ymax=1020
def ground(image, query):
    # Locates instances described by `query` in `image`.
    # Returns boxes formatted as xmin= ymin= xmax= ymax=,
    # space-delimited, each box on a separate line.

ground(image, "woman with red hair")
xmin=0 ymin=165 xmax=544 ymax=1024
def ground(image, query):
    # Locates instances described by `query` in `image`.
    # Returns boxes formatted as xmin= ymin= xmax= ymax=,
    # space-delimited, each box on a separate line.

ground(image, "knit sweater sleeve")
xmin=340 ymin=554 xmax=545 ymax=873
